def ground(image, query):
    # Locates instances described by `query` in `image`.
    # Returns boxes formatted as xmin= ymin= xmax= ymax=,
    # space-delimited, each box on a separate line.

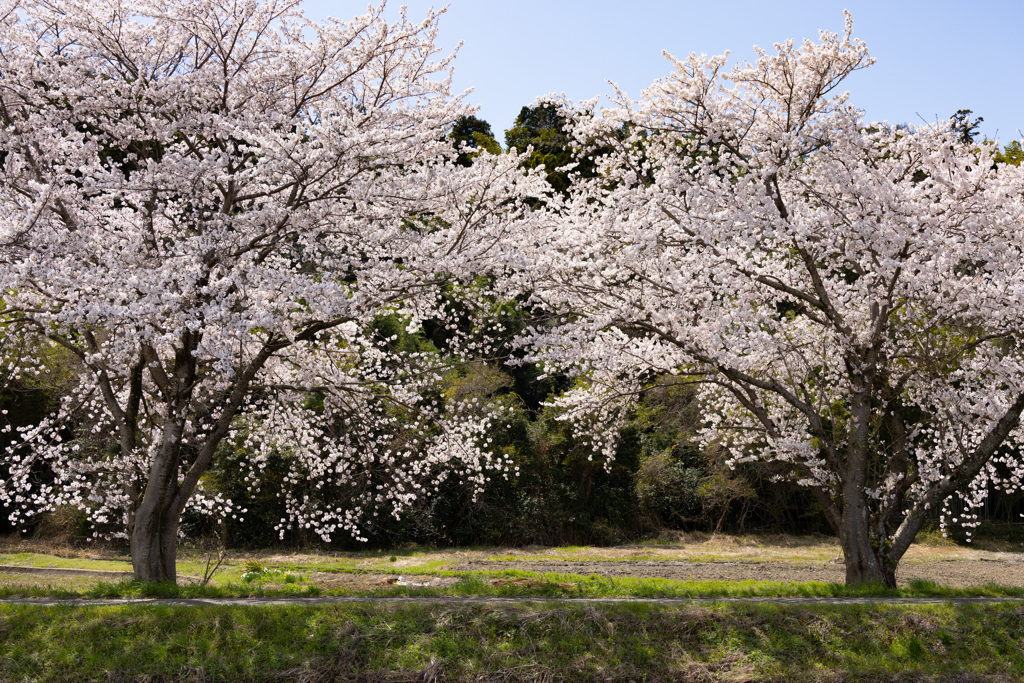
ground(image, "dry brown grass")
xmin=0 ymin=534 xmax=129 ymax=561
xmin=5 ymin=529 xmax=1020 ymax=569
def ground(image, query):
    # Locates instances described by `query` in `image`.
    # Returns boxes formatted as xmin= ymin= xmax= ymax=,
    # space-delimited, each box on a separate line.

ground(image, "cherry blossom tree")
xmin=0 ymin=0 xmax=540 ymax=581
xmin=516 ymin=16 xmax=1024 ymax=585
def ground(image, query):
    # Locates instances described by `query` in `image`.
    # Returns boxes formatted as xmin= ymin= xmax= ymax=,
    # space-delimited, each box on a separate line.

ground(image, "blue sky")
xmin=305 ymin=1 xmax=1022 ymax=146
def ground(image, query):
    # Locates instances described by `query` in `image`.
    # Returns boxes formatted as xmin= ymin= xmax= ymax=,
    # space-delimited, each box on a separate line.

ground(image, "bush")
xmin=31 ymin=505 xmax=92 ymax=542
xmin=634 ymin=450 xmax=703 ymax=527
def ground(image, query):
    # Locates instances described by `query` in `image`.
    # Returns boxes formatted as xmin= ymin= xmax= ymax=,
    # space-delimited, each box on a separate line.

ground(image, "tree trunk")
xmin=129 ymin=415 xmax=185 ymax=583
xmin=125 ymin=335 xmax=276 ymax=583
xmin=840 ymin=480 xmax=897 ymax=587
xmin=840 ymin=376 xmax=897 ymax=587
xmin=841 ymin=531 xmax=896 ymax=587
xmin=130 ymin=502 xmax=179 ymax=582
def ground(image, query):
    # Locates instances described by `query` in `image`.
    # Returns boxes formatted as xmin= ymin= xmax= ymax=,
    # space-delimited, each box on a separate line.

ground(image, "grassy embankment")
xmin=2 ymin=601 xmax=1024 ymax=681
xmin=4 ymin=572 xmax=1024 ymax=600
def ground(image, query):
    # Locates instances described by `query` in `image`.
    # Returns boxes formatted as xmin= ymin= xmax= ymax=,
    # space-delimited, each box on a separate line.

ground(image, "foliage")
xmin=450 ymin=115 xmax=502 ymax=166
xmin=505 ymin=103 xmax=604 ymax=195
xmin=996 ymin=140 xmax=1024 ymax=167
xmin=950 ymin=108 xmax=984 ymax=144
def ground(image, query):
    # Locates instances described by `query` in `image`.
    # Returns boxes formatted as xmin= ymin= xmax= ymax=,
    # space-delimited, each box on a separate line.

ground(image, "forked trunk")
xmin=122 ymin=332 xmax=273 ymax=583
xmin=840 ymin=479 xmax=897 ymax=588
xmin=842 ymin=532 xmax=897 ymax=588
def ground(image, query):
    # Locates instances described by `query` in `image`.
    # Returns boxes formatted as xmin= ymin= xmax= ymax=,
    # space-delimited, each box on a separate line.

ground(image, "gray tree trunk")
xmin=840 ymin=498 xmax=897 ymax=588
xmin=125 ymin=336 xmax=280 ymax=583
xmin=130 ymin=500 xmax=179 ymax=582
xmin=129 ymin=415 xmax=185 ymax=582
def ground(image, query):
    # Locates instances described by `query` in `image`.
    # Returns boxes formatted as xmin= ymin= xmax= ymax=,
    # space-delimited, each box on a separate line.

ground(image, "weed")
xmin=241 ymin=558 xmax=269 ymax=582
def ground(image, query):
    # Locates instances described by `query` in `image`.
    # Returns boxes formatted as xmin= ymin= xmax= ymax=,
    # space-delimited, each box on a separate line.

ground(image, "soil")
xmin=0 ymin=567 xmax=457 ymax=591
xmin=453 ymin=558 xmax=1024 ymax=588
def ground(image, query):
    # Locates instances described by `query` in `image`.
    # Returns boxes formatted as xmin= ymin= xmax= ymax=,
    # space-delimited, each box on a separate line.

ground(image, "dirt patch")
xmin=0 ymin=565 xmax=213 ymax=586
xmin=455 ymin=559 xmax=1024 ymax=588
xmin=5 ymin=534 xmax=1023 ymax=591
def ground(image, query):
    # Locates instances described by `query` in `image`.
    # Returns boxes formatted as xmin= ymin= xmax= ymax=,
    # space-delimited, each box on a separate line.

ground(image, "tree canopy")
xmin=450 ymin=115 xmax=502 ymax=166
xmin=0 ymin=0 xmax=541 ymax=581
xmin=504 ymin=103 xmax=604 ymax=195
xmin=510 ymin=15 xmax=1024 ymax=585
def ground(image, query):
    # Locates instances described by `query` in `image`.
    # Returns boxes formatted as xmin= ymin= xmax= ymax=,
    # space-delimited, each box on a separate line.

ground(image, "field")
xmin=3 ymin=531 xmax=1024 ymax=596
xmin=3 ymin=533 xmax=1024 ymax=681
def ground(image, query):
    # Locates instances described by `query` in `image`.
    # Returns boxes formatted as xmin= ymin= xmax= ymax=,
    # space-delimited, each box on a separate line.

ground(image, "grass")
xmin=3 ymin=570 xmax=1024 ymax=601
xmin=0 ymin=550 xmax=247 ymax=582
xmin=2 ymin=601 xmax=1023 ymax=681
xmin=0 ymin=552 xmax=134 ymax=572
xmin=4 ymin=533 xmax=1023 ymax=600
xmin=4 ymin=529 xmax=1019 ymax=574
xmin=2 ymin=534 xmax=1022 ymax=681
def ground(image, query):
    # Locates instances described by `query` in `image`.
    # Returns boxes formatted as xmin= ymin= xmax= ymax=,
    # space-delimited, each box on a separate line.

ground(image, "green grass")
xmin=3 ymin=570 xmax=1024 ymax=601
xmin=0 ymin=552 xmax=134 ymax=572
xmin=0 ymin=551 xmax=245 ymax=581
xmin=2 ymin=601 xmax=1023 ymax=681
xmin=5 ymin=542 xmax=1024 ymax=602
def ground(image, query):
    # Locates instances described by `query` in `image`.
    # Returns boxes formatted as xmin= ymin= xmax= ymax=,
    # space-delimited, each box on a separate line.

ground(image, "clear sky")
xmin=304 ymin=1 xmax=1022 ymax=146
